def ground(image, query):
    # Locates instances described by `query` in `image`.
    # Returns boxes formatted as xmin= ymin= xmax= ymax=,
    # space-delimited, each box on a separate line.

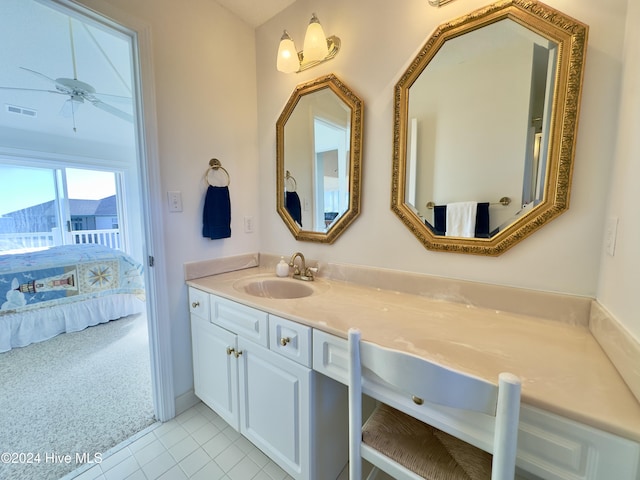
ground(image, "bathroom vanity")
xmin=186 ymin=263 xmax=640 ymax=480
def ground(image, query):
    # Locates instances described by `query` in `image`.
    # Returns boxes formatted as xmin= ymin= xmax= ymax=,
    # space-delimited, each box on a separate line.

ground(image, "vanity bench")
xmin=186 ymin=263 xmax=640 ymax=480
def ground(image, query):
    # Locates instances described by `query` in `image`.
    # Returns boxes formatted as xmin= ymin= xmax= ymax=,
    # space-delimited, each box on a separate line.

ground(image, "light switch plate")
xmin=167 ymin=191 xmax=183 ymax=212
xmin=244 ymin=216 xmax=254 ymax=233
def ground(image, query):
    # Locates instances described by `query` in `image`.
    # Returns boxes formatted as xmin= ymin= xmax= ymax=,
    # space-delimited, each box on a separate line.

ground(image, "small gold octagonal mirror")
xmin=277 ymin=74 xmax=363 ymax=243
xmin=391 ymin=0 xmax=588 ymax=255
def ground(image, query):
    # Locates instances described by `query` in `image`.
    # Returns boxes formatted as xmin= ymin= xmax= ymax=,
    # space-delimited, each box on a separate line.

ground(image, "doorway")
xmin=0 ymin=0 xmax=171 ymax=476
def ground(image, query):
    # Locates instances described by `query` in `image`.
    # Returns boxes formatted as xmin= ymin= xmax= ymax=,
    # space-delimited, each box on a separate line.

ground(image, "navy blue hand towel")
xmin=285 ymin=191 xmax=302 ymax=227
xmin=202 ymin=185 xmax=231 ymax=239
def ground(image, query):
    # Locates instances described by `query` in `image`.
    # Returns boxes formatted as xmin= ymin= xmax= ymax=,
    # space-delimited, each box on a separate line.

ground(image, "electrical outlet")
xmin=244 ymin=216 xmax=254 ymax=233
xmin=604 ymin=216 xmax=618 ymax=256
xmin=167 ymin=191 xmax=183 ymax=212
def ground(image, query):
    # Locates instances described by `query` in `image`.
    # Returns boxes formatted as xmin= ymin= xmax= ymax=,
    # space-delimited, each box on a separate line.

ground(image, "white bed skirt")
xmin=0 ymin=294 xmax=145 ymax=353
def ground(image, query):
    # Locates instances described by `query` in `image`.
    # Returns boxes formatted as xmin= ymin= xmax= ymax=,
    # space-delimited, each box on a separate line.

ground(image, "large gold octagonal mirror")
xmin=277 ymin=74 xmax=363 ymax=243
xmin=391 ymin=0 xmax=588 ymax=255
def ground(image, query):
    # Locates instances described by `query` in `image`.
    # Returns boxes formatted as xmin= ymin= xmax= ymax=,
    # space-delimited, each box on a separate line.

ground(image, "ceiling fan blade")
xmin=92 ymin=92 xmax=132 ymax=105
xmin=19 ymin=67 xmax=58 ymax=85
xmin=0 ymin=86 xmax=66 ymax=95
xmin=89 ymin=98 xmax=133 ymax=123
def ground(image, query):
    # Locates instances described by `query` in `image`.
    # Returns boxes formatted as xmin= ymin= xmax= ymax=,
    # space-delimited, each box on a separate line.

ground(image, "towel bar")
xmin=426 ymin=197 xmax=511 ymax=209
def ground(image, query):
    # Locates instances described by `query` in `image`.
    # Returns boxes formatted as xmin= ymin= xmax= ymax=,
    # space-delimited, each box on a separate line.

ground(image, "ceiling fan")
xmin=0 ymin=18 xmax=133 ymax=131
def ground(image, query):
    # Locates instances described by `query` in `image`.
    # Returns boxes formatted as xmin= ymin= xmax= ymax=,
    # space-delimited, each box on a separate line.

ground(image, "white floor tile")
xmin=168 ymin=435 xmax=200 ymax=462
xmin=68 ymin=402 xmax=293 ymax=480
xmin=214 ymin=444 xmax=245 ymax=472
xmin=98 ymin=447 xmax=132 ymax=473
xmin=227 ymin=456 xmax=261 ymax=480
xmin=141 ymin=452 xmax=177 ymax=480
xmin=157 ymin=464 xmax=187 ymax=480
xmin=133 ymin=439 xmax=166 ymax=466
xmin=190 ymin=461 xmax=225 ymax=480
xmin=103 ymin=456 xmax=139 ymax=480
xmin=178 ymin=447 xmax=211 ymax=477
xmin=156 ymin=424 xmax=189 ymax=449
xmin=191 ymin=422 xmax=221 ymax=445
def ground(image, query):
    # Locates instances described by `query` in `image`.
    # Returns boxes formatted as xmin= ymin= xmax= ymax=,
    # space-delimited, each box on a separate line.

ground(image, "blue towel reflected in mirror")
xmin=285 ymin=191 xmax=302 ymax=227
xmin=432 ymin=202 xmax=490 ymax=238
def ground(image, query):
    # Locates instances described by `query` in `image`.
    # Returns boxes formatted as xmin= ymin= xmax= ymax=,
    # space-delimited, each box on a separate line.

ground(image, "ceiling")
xmin=0 ymin=0 xmax=292 ymax=161
xmin=215 ymin=0 xmax=295 ymax=27
xmin=0 ymin=0 xmax=137 ymax=158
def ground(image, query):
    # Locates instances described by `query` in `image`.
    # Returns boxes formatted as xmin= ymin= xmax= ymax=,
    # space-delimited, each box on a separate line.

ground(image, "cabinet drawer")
xmin=312 ymin=329 xmax=348 ymax=383
xmin=517 ymin=405 xmax=640 ymax=480
xmin=269 ymin=315 xmax=312 ymax=368
xmin=188 ymin=287 xmax=210 ymax=320
xmin=211 ymin=295 xmax=268 ymax=347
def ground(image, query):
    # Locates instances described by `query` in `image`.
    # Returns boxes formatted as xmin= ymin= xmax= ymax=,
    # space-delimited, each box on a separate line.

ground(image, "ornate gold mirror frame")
xmin=391 ymin=0 xmax=588 ymax=255
xmin=277 ymin=74 xmax=363 ymax=243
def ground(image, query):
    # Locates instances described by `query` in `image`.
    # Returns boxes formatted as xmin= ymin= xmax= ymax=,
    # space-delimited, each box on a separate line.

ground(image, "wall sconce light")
xmin=277 ymin=13 xmax=341 ymax=74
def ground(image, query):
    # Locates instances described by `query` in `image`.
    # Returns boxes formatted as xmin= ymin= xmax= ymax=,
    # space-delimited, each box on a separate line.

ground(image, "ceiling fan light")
xmin=277 ymin=30 xmax=300 ymax=73
xmin=302 ymin=13 xmax=329 ymax=65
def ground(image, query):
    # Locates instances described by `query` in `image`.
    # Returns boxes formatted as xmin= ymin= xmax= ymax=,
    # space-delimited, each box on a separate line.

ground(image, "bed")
xmin=0 ymin=244 xmax=145 ymax=352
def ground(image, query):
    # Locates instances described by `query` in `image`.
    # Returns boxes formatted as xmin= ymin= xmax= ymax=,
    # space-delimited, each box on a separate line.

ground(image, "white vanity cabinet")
xmin=190 ymin=288 xmax=240 ymax=428
xmin=312 ymin=329 xmax=640 ymax=480
xmin=188 ymin=288 xmax=348 ymax=480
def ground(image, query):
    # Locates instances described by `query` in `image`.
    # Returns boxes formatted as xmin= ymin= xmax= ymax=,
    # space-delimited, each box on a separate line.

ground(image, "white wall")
xmin=256 ymin=0 xmax=626 ymax=296
xmin=74 ymin=0 xmax=638 ymax=406
xmin=78 ymin=0 xmax=261 ymax=400
xmin=597 ymin=0 xmax=640 ymax=339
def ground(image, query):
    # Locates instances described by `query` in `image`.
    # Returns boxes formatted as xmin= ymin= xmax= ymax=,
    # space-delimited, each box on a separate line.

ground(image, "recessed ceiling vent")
xmin=6 ymin=104 xmax=37 ymax=118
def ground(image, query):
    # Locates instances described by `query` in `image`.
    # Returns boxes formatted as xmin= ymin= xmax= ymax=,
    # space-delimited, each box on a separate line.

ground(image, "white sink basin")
xmin=234 ymin=277 xmax=319 ymax=299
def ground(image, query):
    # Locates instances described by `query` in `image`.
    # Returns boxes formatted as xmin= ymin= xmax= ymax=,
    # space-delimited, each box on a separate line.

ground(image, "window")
xmin=0 ymin=164 xmax=122 ymax=253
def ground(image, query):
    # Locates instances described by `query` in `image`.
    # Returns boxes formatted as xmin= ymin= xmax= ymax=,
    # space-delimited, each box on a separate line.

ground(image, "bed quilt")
xmin=0 ymin=244 xmax=145 ymax=316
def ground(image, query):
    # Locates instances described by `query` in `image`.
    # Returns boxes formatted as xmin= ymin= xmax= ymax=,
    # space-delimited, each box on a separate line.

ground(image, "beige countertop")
xmin=187 ymin=267 xmax=640 ymax=443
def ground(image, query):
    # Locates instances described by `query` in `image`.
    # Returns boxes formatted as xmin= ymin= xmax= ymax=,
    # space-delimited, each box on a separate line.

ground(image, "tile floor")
xmin=67 ymin=402 xmax=299 ymax=480
xmin=65 ymin=401 xmax=527 ymax=480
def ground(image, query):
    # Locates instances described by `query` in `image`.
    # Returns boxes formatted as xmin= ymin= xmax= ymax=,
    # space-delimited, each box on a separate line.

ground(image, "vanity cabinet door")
xmin=190 ymin=314 xmax=239 ymax=430
xmin=237 ymin=336 xmax=311 ymax=480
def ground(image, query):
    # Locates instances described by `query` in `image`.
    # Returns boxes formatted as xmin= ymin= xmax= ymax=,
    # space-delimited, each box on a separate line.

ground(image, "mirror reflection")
xmin=277 ymin=74 xmax=363 ymax=244
xmin=391 ymin=0 xmax=588 ymax=255
xmin=407 ymin=19 xmax=556 ymax=237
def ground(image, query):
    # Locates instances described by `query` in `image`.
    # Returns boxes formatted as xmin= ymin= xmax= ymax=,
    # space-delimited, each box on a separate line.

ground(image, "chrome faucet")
xmin=289 ymin=252 xmax=316 ymax=281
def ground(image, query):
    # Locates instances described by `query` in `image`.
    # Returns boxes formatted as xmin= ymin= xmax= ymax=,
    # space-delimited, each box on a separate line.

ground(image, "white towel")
xmin=446 ymin=202 xmax=477 ymax=238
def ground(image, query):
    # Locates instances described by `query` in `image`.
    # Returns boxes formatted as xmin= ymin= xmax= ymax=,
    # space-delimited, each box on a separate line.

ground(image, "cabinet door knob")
xmin=226 ymin=347 xmax=235 ymax=356
xmin=280 ymin=337 xmax=291 ymax=346
xmin=234 ymin=350 xmax=243 ymax=358
xmin=192 ymin=301 xmax=200 ymax=308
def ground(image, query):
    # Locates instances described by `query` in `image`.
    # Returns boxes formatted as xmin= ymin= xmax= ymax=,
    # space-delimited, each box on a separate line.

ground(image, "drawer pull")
xmin=226 ymin=347 xmax=235 ymax=356
xmin=280 ymin=337 xmax=291 ymax=346
xmin=412 ymin=395 xmax=424 ymax=405
xmin=234 ymin=350 xmax=243 ymax=358
xmin=192 ymin=301 xmax=200 ymax=308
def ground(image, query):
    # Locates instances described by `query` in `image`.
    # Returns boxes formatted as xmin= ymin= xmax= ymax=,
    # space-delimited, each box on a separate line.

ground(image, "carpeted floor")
xmin=0 ymin=313 xmax=156 ymax=480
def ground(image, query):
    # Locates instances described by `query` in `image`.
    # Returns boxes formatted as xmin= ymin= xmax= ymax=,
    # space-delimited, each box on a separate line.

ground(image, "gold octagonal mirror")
xmin=391 ymin=0 xmax=588 ymax=255
xmin=277 ymin=74 xmax=363 ymax=243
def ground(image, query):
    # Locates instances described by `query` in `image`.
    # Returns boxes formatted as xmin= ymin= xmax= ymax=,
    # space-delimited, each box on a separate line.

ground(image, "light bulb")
xmin=277 ymin=30 xmax=299 ymax=73
xmin=302 ymin=13 xmax=329 ymax=65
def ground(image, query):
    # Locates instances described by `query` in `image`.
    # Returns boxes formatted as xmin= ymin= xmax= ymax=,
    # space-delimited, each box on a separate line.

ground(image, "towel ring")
xmin=206 ymin=158 xmax=230 ymax=187
xmin=285 ymin=170 xmax=297 ymax=192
